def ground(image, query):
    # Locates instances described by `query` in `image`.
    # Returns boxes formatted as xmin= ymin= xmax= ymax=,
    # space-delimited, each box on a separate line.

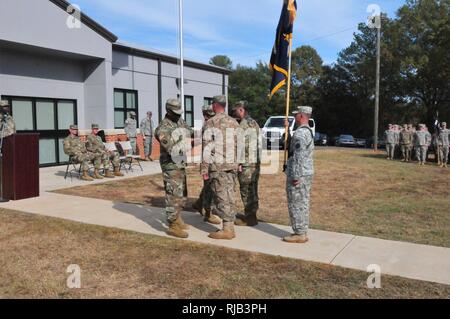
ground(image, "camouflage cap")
xmin=202 ymin=103 xmax=215 ymax=117
xmin=212 ymin=95 xmax=227 ymax=107
xmin=292 ymin=106 xmax=313 ymax=116
xmin=91 ymin=124 xmax=99 ymax=129
xmin=0 ymin=100 xmax=10 ymax=107
xmin=69 ymin=125 xmax=78 ymax=130
xmin=129 ymin=111 xmax=136 ymax=116
xmin=166 ymin=98 xmax=182 ymax=115
xmin=232 ymin=100 xmax=248 ymax=111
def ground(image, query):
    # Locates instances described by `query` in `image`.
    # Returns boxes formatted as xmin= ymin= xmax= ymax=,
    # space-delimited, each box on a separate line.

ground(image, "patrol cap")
xmin=0 ymin=100 xmax=9 ymax=107
xmin=292 ymin=106 xmax=313 ymax=116
xmin=69 ymin=124 xmax=78 ymax=130
xmin=212 ymin=95 xmax=227 ymax=107
xmin=91 ymin=124 xmax=99 ymax=129
xmin=166 ymin=98 xmax=182 ymax=115
xmin=202 ymin=103 xmax=215 ymax=117
xmin=129 ymin=111 xmax=136 ymax=116
xmin=232 ymin=100 xmax=248 ymax=111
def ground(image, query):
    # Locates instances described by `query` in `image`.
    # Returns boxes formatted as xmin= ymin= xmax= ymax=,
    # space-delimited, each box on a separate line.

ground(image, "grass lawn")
xmin=1 ymin=209 xmax=449 ymax=298
xmin=56 ymin=148 xmax=450 ymax=248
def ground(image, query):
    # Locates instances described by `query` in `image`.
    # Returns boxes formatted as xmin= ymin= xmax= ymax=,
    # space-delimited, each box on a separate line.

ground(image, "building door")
xmin=2 ymin=96 xmax=77 ymax=167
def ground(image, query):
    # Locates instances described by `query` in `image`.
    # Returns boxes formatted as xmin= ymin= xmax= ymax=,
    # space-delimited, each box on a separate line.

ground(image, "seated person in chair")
xmin=86 ymin=124 xmax=124 ymax=178
xmin=63 ymin=125 xmax=97 ymax=182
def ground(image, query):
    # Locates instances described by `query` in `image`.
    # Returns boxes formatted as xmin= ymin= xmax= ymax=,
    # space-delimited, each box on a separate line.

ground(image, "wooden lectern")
xmin=1 ymin=134 xmax=40 ymax=200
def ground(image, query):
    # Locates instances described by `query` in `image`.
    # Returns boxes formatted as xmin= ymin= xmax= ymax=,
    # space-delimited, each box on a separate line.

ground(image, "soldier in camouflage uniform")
xmin=202 ymin=95 xmax=240 ymax=240
xmin=192 ymin=103 xmax=221 ymax=225
xmin=86 ymin=124 xmax=124 ymax=178
xmin=0 ymin=101 xmax=16 ymax=139
xmin=284 ymin=106 xmax=315 ymax=244
xmin=400 ymin=124 xmax=413 ymax=162
xmin=437 ymin=122 xmax=449 ymax=168
xmin=413 ymin=124 xmax=431 ymax=165
xmin=233 ymin=101 xmax=261 ymax=227
xmin=408 ymin=124 xmax=415 ymax=158
xmin=63 ymin=125 xmax=96 ymax=182
xmin=124 ymin=111 xmax=137 ymax=154
xmin=384 ymin=124 xmax=396 ymax=160
xmin=140 ymin=111 xmax=155 ymax=161
xmin=155 ymin=99 xmax=194 ymax=238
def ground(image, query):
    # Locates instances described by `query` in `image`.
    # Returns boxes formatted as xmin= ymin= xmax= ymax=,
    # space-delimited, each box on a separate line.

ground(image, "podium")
xmin=1 ymin=134 xmax=40 ymax=200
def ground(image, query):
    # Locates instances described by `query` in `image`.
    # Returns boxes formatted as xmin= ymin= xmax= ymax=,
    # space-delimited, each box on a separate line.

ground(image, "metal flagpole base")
xmin=0 ymin=197 xmax=9 ymax=203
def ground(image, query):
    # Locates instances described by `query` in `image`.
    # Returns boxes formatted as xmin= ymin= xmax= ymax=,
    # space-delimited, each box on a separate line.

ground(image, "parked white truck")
xmin=262 ymin=116 xmax=316 ymax=150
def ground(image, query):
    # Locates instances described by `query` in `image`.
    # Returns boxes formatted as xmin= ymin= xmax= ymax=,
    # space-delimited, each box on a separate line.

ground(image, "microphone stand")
xmin=0 ymin=114 xmax=10 ymax=202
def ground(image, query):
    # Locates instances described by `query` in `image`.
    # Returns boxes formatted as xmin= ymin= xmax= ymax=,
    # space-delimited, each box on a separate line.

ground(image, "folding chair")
xmin=104 ymin=142 xmax=124 ymax=173
xmin=120 ymin=141 xmax=143 ymax=172
xmin=64 ymin=156 xmax=82 ymax=180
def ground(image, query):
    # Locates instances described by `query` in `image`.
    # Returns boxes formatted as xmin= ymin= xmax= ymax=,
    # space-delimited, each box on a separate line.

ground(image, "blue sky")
xmin=74 ymin=0 xmax=406 ymax=66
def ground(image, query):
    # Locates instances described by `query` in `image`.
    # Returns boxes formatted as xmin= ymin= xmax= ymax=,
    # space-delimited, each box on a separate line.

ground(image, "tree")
xmin=209 ymin=55 xmax=233 ymax=70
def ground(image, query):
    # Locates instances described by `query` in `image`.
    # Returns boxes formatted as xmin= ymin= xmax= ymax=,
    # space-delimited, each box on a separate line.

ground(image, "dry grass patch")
xmin=1 ymin=209 xmax=449 ymax=299
xmin=56 ymin=148 xmax=450 ymax=247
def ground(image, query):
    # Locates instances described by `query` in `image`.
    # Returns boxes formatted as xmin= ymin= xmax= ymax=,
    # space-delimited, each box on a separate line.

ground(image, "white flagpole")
xmin=179 ymin=0 xmax=185 ymax=113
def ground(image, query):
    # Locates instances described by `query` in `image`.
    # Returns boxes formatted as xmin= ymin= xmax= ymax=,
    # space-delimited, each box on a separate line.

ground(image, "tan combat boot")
xmin=93 ymin=169 xmax=104 ymax=179
xmin=114 ymin=167 xmax=124 ymax=177
xmin=167 ymin=220 xmax=189 ymax=238
xmin=175 ymin=214 xmax=189 ymax=230
xmin=208 ymin=222 xmax=235 ymax=240
xmin=283 ymin=234 xmax=309 ymax=244
xmin=104 ymin=169 xmax=115 ymax=178
xmin=204 ymin=210 xmax=221 ymax=225
xmin=81 ymin=170 xmax=94 ymax=182
xmin=234 ymin=215 xmax=258 ymax=227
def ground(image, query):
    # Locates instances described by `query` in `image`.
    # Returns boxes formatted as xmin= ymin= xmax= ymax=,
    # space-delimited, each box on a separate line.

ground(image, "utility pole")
xmin=374 ymin=19 xmax=381 ymax=151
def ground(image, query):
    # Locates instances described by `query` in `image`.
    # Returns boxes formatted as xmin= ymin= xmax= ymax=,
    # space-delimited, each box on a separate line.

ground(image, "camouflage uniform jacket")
xmin=400 ymin=130 xmax=413 ymax=145
xmin=384 ymin=130 xmax=396 ymax=144
xmin=286 ymin=125 xmax=315 ymax=179
xmin=86 ymin=134 xmax=107 ymax=154
xmin=155 ymin=116 xmax=193 ymax=171
xmin=0 ymin=114 xmax=16 ymax=138
xmin=437 ymin=129 xmax=450 ymax=146
xmin=201 ymin=112 xmax=240 ymax=175
xmin=237 ymin=115 xmax=261 ymax=167
xmin=140 ymin=118 xmax=154 ymax=136
xmin=414 ymin=131 xmax=430 ymax=147
xmin=124 ymin=118 xmax=137 ymax=138
xmin=63 ymin=135 xmax=88 ymax=156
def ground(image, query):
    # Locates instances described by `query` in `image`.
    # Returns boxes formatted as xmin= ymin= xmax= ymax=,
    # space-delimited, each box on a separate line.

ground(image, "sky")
xmin=73 ymin=0 xmax=406 ymax=67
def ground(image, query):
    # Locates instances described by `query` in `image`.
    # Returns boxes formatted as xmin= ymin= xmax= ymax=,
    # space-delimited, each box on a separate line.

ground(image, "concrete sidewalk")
xmin=1 ymin=190 xmax=449 ymax=286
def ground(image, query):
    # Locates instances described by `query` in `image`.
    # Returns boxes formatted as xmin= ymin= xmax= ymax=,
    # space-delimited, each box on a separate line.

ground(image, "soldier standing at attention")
xmin=284 ymin=106 xmax=315 ymax=244
xmin=400 ymin=124 xmax=413 ymax=162
xmin=438 ymin=122 xmax=449 ymax=168
xmin=233 ymin=101 xmax=261 ymax=227
xmin=202 ymin=95 xmax=240 ymax=240
xmin=155 ymin=99 xmax=193 ymax=238
xmin=414 ymin=124 xmax=430 ymax=165
xmin=384 ymin=124 xmax=395 ymax=160
xmin=192 ymin=104 xmax=221 ymax=225
xmin=86 ymin=124 xmax=124 ymax=178
xmin=124 ymin=111 xmax=137 ymax=154
xmin=0 ymin=100 xmax=16 ymax=139
xmin=63 ymin=125 xmax=95 ymax=182
xmin=408 ymin=124 xmax=415 ymax=160
xmin=140 ymin=111 xmax=155 ymax=161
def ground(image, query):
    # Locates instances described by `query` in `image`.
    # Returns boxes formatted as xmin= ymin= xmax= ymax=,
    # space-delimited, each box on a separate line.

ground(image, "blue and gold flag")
xmin=269 ymin=0 xmax=297 ymax=98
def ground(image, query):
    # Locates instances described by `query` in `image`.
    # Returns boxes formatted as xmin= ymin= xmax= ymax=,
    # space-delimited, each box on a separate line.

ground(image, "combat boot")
xmin=93 ymin=169 xmax=104 ymax=179
xmin=148 ymin=155 xmax=153 ymax=161
xmin=167 ymin=221 xmax=189 ymax=238
xmin=204 ymin=210 xmax=221 ymax=225
xmin=208 ymin=222 xmax=235 ymax=240
xmin=283 ymin=234 xmax=309 ymax=244
xmin=175 ymin=214 xmax=189 ymax=230
xmin=81 ymin=170 xmax=94 ymax=182
xmin=192 ymin=200 xmax=203 ymax=215
xmin=114 ymin=167 xmax=124 ymax=177
xmin=234 ymin=215 xmax=258 ymax=227
xmin=104 ymin=169 xmax=115 ymax=178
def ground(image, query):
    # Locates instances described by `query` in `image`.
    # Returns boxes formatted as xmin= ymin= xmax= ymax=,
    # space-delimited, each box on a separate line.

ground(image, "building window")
xmin=184 ymin=96 xmax=194 ymax=127
xmin=204 ymin=97 xmax=213 ymax=107
xmin=2 ymin=96 xmax=77 ymax=166
xmin=114 ymin=89 xmax=138 ymax=129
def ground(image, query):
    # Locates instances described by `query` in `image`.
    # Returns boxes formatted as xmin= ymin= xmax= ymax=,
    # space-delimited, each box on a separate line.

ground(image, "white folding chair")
xmin=103 ymin=142 xmax=124 ymax=173
xmin=119 ymin=141 xmax=143 ymax=172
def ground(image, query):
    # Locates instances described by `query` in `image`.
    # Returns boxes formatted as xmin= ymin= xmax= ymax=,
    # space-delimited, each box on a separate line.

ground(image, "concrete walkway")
xmin=1 ymin=162 xmax=449 ymax=286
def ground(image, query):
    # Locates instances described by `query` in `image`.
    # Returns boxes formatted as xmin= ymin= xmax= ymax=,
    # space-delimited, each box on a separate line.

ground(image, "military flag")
xmin=269 ymin=0 xmax=297 ymax=98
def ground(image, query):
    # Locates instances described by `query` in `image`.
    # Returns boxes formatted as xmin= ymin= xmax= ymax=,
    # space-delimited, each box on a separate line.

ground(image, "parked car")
xmin=314 ymin=132 xmax=328 ymax=146
xmin=354 ymin=138 xmax=367 ymax=148
xmin=336 ymin=135 xmax=356 ymax=147
xmin=366 ymin=136 xmax=386 ymax=149
xmin=262 ymin=116 xmax=316 ymax=149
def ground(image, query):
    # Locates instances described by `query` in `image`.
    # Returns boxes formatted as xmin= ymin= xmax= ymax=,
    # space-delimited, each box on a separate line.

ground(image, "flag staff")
xmin=283 ymin=36 xmax=293 ymax=167
xmin=178 ymin=0 xmax=185 ymax=112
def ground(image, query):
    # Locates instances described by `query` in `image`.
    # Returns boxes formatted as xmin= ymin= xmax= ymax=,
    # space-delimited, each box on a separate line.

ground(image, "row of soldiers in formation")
xmin=384 ymin=122 xmax=450 ymax=167
xmin=155 ymin=96 xmax=315 ymax=244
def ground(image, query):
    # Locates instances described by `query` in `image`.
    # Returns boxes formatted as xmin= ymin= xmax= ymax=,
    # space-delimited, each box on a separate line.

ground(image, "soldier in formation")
xmin=384 ymin=124 xmax=396 ymax=160
xmin=413 ymin=124 xmax=431 ymax=166
xmin=400 ymin=124 xmax=413 ymax=162
xmin=437 ymin=122 xmax=449 ymax=168
xmin=140 ymin=111 xmax=155 ymax=161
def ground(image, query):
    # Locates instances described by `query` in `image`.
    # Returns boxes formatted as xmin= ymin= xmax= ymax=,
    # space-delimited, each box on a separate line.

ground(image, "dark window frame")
xmin=184 ymin=95 xmax=194 ymax=127
xmin=114 ymin=88 xmax=139 ymax=129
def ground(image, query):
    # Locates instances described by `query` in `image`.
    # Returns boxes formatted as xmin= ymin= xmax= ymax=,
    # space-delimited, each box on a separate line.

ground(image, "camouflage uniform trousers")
xmin=130 ymin=137 xmax=137 ymax=154
xmin=238 ymin=166 xmax=260 ymax=218
xmin=386 ymin=143 xmax=395 ymax=159
xmin=94 ymin=151 xmax=120 ymax=170
xmin=210 ymin=171 xmax=237 ymax=223
xmin=401 ymin=144 xmax=411 ymax=161
xmin=416 ymin=146 xmax=428 ymax=163
xmin=72 ymin=152 xmax=98 ymax=172
xmin=194 ymin=179 xmax=215 ymax=214
xmin=163 ymin=168 xmax=187 ymax=222
xmin=438 ymin=145 xmax=449 ymax=164
xmin=286 ymin=175 xmax=313 ymax=236
xmin=144 ymin=136 xmax=153 ymax=157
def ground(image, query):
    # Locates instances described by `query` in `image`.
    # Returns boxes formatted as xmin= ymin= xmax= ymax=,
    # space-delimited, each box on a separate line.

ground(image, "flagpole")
xmin=283 ymin=36 xmax=293 ymax=166
xmin=179 ymin=0 xmax=185 ymax=112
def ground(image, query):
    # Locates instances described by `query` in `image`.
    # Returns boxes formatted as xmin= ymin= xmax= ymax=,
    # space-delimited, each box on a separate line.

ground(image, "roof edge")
xmin=49 ymin=0 xmax=118 ymax=43
xmin=113 ymin=43 xmax=232 ymax=75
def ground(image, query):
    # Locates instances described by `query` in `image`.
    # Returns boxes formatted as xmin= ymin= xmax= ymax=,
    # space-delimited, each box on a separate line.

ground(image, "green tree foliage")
xmin=209 ymin=55 xmax=233 ymax=70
